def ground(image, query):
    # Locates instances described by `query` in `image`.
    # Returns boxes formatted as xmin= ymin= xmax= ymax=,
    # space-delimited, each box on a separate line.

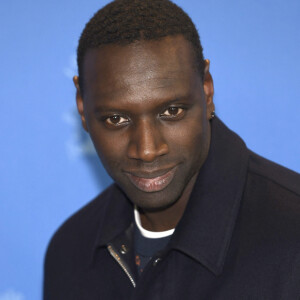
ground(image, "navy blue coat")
xmin=44 ymin=118 xmax=300 ymax=299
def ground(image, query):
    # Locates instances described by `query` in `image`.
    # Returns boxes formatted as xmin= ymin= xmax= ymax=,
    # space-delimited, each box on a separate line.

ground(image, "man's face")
xmin=75 ymin=35 xmax=214 ymax=211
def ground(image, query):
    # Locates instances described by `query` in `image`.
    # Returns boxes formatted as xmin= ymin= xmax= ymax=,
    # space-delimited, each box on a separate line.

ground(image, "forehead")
xmin=82 ymin=35 xmax=200 ymax=99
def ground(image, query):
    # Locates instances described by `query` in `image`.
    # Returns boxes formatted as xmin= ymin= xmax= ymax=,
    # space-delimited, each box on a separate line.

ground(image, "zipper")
xmin=107 ymin=244 xmax=136 ymax=288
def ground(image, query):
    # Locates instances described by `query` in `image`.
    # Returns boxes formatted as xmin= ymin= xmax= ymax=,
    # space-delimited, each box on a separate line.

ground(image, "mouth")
xmin=125 ymin=166 xmax=177 ymax=193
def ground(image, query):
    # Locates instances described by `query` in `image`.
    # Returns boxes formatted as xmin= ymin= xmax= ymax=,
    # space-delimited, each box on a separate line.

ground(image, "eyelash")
xmin=103 ymin=106 xmax=185 ymax=128
xmin=160 ymin=107 xmax=185 ymax=119
xmin=104 ymin=115 xmax=129 ymax=127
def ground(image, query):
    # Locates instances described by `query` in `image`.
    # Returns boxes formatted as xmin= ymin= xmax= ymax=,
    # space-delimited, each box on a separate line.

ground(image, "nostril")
xmin=157 ymin=143 xmax=169 ymax=156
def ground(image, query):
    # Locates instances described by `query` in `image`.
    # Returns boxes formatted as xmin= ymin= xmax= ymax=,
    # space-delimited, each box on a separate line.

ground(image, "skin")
xmin=73 ymin=35 xmax=214 ymax=231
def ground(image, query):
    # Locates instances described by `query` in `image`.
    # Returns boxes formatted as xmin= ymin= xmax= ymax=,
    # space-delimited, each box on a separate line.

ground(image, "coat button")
xmin=153 ymin=257 xmax=162 ymax=266
xmin=120 ymin=244 xmax=127 ymax=254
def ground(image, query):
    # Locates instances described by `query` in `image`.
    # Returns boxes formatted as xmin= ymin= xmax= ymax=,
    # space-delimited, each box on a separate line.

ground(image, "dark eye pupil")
xmin=110 ymin=116 xmax=120 ymax=124
xmin=168 ymin=107 xmax=178 ymax=115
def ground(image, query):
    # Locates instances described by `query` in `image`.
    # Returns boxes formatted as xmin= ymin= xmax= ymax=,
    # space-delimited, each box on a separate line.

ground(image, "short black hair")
xmin=77 ymin=0 xmax=205 ymax=93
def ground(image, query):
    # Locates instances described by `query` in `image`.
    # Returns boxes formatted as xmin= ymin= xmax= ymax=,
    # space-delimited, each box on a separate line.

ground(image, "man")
xmin=44 ymin=0 xmax=300 ymax=299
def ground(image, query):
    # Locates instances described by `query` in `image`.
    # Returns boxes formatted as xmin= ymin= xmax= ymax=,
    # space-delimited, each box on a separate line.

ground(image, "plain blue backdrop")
xmin=0 ymin=1 xmax=299 ymax=299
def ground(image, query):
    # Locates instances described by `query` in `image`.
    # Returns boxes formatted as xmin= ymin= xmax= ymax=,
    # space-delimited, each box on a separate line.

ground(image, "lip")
xmin=125 ymin=166 xmax=177 ymax=193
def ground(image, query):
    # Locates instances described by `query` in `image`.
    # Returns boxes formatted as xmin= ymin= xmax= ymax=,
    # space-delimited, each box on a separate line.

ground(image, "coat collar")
xmin=93 ymin=184 xmax=133 ymax=248
xmin=93 ymin=117 xmax=249 ymax=276
xmin=170 ymin=117 xmax=249 ymax=275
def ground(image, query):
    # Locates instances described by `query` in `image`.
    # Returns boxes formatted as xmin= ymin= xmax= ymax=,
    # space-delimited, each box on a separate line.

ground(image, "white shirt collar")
xmin=134 ymin=206 xmax=175 ymax=239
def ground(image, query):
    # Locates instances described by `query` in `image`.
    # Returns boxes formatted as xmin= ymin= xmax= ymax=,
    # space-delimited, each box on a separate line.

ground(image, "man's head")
xmin=74 ymin=0 xmax=214 ymax=215
xmin=76 ymin=0 xmax=205 ymax=95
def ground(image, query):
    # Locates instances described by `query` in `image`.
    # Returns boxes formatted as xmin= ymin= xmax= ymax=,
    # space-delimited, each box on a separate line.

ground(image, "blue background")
xmin=0 ymin=1 xmax=299 ymax=299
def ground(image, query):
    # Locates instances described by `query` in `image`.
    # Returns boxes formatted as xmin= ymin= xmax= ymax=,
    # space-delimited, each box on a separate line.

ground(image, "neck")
xmin=139 ymin=172 xmax=198 ymax=232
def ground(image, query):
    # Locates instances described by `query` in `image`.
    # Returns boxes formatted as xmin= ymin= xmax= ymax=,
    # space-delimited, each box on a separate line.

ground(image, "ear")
xmin=203 ymin=59 xmax=215 ymax=120
xmin=73 ymin=76 xmax=88 ymax=132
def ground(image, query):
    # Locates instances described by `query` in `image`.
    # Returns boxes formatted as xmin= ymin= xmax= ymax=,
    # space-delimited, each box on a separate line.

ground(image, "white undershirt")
xmin=134 ymin=206 xmax=175 ymax=239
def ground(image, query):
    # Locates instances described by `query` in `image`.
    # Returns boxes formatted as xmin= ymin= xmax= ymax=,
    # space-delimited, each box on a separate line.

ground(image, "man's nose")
xmin=127 ymin=119 xmax=169 ymax=162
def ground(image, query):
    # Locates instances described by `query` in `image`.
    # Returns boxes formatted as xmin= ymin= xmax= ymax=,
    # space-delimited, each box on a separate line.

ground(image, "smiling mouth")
xmin=125 ymin=166 xmax=177 ymax=193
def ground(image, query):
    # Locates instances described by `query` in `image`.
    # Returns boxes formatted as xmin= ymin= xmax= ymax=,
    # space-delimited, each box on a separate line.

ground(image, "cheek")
xmin=89 ymin=128 xmax=129 ymax=169
xmin=165 ymin=118 xmax=208 ymax=156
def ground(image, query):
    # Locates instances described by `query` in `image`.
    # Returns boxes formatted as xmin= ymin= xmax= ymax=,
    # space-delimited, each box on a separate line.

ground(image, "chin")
xmin=124 ymin=183 xmax=185 ymax=212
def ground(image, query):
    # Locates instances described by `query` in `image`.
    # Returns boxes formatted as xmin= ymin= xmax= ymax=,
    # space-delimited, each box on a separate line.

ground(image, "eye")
xmin=105 ymin=115 xmax=129 ymax=127
xmin=160 ymin=107 xmax=184 ymax=119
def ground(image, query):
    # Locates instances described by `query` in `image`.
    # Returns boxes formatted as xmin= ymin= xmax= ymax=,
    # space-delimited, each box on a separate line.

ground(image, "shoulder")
xmin=44 ymin=184 xmax=117 ymax=263
xmin=54 ymin=184 xmax=116 ymax=238
xmin=246 ymin=150 xmax=300 ymax=214
xmin=248 ymin=150 xmax=300 ymax=197
xmin=242 ymin=151 xmax=300 ymax=245
xmin=231 ymin=152 xmax=300 ymax=293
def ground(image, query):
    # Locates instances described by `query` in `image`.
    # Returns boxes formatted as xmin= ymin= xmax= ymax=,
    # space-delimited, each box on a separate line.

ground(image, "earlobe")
xmin=73 ymin=76 xmax=89 ymax=132
xmin=203 ymin=60 xmax=215 ymax=120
